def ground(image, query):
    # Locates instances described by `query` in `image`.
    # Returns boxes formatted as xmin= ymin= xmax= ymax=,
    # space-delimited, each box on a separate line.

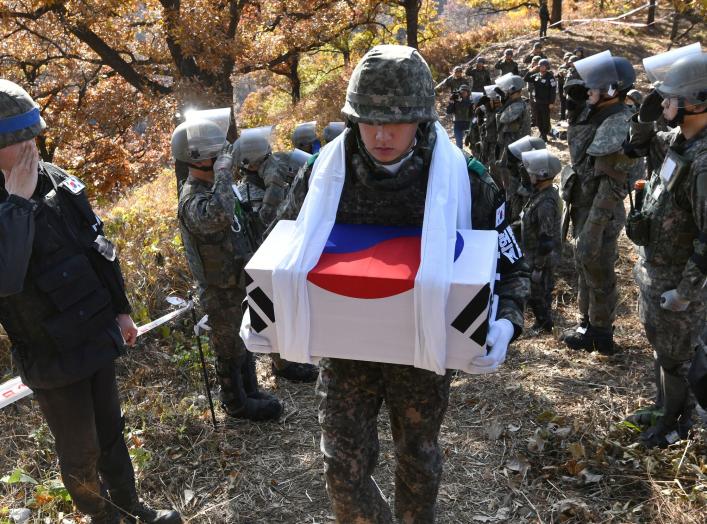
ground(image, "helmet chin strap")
xmin=187 ymin=157 xmax=216 ymax=172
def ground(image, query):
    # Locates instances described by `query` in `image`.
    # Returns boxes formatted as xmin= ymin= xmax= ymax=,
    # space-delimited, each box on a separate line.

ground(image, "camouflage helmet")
xmin=0 ymin=80 xmax=46 ymax=149
xmin=532 ymin=42 xmax=543 ymax=50
xmin=476 ymin=57 xmax=487 ymax=65
xmin=453 ymin=65 xmax=463 ymax=73
xmin=538 ymin=58 xmax=551 ymax=68
xmin=171 ymin=118 xmax=225 ymax=163
xmin=495 ymin=73 xmax=524 ymax=96
xmin=504 ymin=48 xmax=514 ymax=57
xmin=341 ymin=45 xmax=437 ymax=124
xmin=655 ymin=52 xmax=707 ymax=107
xmin=458 ymin=84 xmax=471 ymax=92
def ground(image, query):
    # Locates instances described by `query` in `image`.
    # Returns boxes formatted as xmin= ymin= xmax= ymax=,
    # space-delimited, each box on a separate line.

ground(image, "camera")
xmin=450 ymin=90 xmax=461 ymax=102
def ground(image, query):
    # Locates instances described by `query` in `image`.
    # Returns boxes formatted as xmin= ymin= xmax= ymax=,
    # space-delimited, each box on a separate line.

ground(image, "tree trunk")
xmin=670 ymin=11 xmax=680 ymax=42
xmin=646 ymin=0 xmax=656 ymax=29
xmin=404 ymin=0 xmax=420 ymax=49
xmin=288 ymin=54 xmax=301 ymax=104
xmin=551 ymin=0 xmax=562 ymax=29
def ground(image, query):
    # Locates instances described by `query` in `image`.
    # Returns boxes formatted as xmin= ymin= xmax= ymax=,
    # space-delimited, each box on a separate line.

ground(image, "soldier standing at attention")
xmin=273 ymin=45 xmax=529 ymax=523
xmin=494 ymin=74 xmax=532 ymax=193
xmin=524 ymin=58 xmax=557 ymax=142
xmin=495 ymin=49 xmax=520 ymax=76
xmin=625 ymin=52 xmax=707 ymax=448
xmin=560 ymin=52 xmax=638 ymax=353
xmin=466 ymin=57 xmax=493 ymax=91
xmin=0 ymin=80 xmax=181 ymax=524
xmin=172 ymin=119 xmax=284 ymax=421
xmin=234 ymin=128 xmax=320 ymax=382
xmin=434 ymin=66 xmax=469 ymax=94
xmin=520 ymin=149 xmax=562 ymax=333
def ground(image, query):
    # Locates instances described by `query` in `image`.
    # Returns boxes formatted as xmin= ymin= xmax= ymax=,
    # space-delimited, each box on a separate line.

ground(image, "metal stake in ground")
xmin=190 ymin=294 xmax=218 ymax=429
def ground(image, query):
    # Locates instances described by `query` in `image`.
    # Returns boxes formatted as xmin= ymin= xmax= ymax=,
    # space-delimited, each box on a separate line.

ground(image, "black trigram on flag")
xmin=245 ymin=271 xmax=274 ymax=333
xmin=450 ymin=283 xmax=491 ymax=346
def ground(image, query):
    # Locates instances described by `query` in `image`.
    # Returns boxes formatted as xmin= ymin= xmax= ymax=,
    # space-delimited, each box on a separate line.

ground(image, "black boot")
xmin=110 ymin=487 xmax=182 ymax=523
xmin=559 ymin=316 xmax=589 ymax=342
xmin=220 ymin=357 xmax=282 ymax=421
xmin=241 ymin=351 xmax=279 ymax=403
xmin=272 ymin=361 xmax=319 ymax=383
xmin=564 ymin=325 xmax=615 ymax=354
xmin=90 ymin=505 xmax=122 ymax=524
xmin=640 ymin=415 xmax=693 ymax=449
xmin=531 ymin=318 xmax=554 ymax=334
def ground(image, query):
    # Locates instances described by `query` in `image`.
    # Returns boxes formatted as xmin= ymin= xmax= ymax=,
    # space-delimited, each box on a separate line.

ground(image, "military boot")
xmin=559 ymin=316 xmax=589 ymax=342
xmin=90 ymin=505 xmax=122 ymax=524
xmin=564 ymin=324 xmax=615 ymax=354
xmin=271 ymin=354 xmax=319 ymax=383
xmin=109 ymin=487 xmax=182 ymax=524
xmin=219 ymin=357 xmax=282 ymax=421
xmin=640 ymin=415 xmax=693 ymax=449
xmin=242 ymin=351 xmax=279 ymax=403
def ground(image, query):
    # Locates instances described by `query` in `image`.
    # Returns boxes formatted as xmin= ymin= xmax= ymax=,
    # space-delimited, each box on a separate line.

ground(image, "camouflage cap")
xmin=342 ymin=45 xmax=437 ymax=124
xmin=0 ymin=80 xmax=46 ymax=149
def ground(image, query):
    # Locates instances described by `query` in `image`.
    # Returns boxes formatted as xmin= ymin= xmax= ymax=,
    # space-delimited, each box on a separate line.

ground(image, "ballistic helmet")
xmin=533 ymin=42 xmax=543 ymax=50
xmin=495 ymin=74 xmax=524 ymax=96
xmin=171 ymin=118 xmax=225 ymax=163
xmin=323 ymin=121 xmax=346 ymax=143
xmin=521 ymin=149 xmax=562 ymax=180
xmin=655 ymin=53 xmax=707 ymax=107
xmin=453 ymin=66 xmax=463 ymax=73
xmin=539 ymin=59 xmax=551 ymax=68
xmin=342 ymin=45 xmax=437 ymax=124
xmin=508 ymin=135 xmax=546 ymax=160
xmin=459 ymin=84 xmax=471 ymax=93
xmin=0 ymin=80 xmax=46 ymax=149
xmin=476 ymin=57 xmax=487 ymax=65
xmin=236 ymin=126 xmax=273 ymax=166
xmin=504 ymin=48 xmax=514 ymax=57
xmin=612 ymin=56 xmax=636 ymax=92
xmin=292 ymin=121 xmax=318 ymax=149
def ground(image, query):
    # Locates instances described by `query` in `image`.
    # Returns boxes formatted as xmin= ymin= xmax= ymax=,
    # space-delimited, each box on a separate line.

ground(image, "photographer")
xmin=446 ymin=84 xmax=474 ymax=148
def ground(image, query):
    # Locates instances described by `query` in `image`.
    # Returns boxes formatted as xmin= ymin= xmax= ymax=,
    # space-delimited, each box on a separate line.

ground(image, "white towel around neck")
xmin=270 ymin=121 xmax=471 ymax=375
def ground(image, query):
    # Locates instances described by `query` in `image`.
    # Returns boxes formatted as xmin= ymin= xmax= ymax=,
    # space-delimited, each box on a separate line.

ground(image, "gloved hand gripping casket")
xmin=240 ymin=220 xmax=498 ymax=371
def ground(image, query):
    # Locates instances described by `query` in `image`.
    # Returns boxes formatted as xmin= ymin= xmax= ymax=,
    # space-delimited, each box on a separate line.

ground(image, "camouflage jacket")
xmin=275 ymin=123 xmax=530 ymax=337
xmin=495 ymin=59 xmax=519 ymax=76
xmin=236 ymin=152 xmax=291 ymax=228
xmin=178 ymin=169 xmax=252 ymax=290
xmin=521 ymin=185 xmax=561 ymax=269
xmin=565 ymin=103 xmax=637 ymax=231
xmin=496 ymin=98 xmax=532 ymax=162
xmin=466 ymin=68 xmax=492 ymax=91
xmin=435 ymin=75 xmax=470 ymax=93
xmin=629 ymin=122 xmax=707 ymax=300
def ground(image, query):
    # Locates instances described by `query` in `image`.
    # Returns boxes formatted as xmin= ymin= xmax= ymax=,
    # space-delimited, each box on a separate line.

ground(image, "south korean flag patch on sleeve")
xmin=495 ymin=202 xmax=506 ymax=228
xmin=60 ymin=175 xmax=86 ymax=195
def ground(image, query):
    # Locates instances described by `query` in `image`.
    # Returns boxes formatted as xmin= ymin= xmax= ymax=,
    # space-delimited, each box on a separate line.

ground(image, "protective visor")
xmin=643 ymin=42 xmax=702 ymax=84
xmin=508 ymin=135 xmax=545 ymax=160
xmin=521 ymin=149 xmax=560 ymax=178
xmin=495 ymin=73 xmax=522 ymax=94
xmin=185 ymin=107 xmax=231 ymax=136
xmin=484 ymin=85 xmax=500 ymax=99
xmin=293 ymin=121 xmax=317 ymax=145
xmin=574 ymin=50 xmax=618 ymax=90
xmin=184 ymin=118 xmax=227 ymax=160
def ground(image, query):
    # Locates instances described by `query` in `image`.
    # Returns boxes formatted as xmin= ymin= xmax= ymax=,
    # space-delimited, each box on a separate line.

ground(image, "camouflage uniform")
xmin=495 ymin=58 xmax=520 ymax=76
xmin=466 ymin=66 xmax=492 ymax=91
xmin=178 ymin=168 xmax=254 ymax=411
xmin=495 ymin=97 xmax=532 ymax=212
xmin=628 ymin=121 xmax=707 ymax=443
xmin=434 ymin=75 xmax=469 ymax=93
xmin=275 ymin=123 xmax=529 ymax=523
xmin=521 ymin=185 xmax=561 ymax=329
xmin=564 ymin=103 xmax=637 ymax=335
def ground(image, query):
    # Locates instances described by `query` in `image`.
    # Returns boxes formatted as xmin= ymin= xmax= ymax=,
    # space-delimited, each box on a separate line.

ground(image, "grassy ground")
xmin=2 ymin=14 xmax=707 ymax=524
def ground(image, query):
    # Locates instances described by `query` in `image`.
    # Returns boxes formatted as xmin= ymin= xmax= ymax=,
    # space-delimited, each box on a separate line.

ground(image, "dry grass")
xmin=2 ymin=14 xmax=707 ymax=524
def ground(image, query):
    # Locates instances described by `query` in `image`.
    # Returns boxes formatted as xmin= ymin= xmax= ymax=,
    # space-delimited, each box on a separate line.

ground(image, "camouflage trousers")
xmin=200 ymin=286 xmax=248 ymax=405
xmin=529 ymin=264 xmax=555 ymax=325
xmin=572 ymin=205 xmax=626 ymax=328
xmin=635 ymin=261 xmax=705 ymax=426
xmin=316 ymin=358 xmax=452 ymax=524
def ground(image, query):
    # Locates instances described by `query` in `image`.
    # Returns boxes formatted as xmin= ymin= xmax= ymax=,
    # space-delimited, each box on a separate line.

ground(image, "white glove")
xmin=213 ymin=141 xmax=235 ymax=173
xmin=660 ymin=289 xmax=690 ymax=312
xmin=462 ymin=318 xmax=514 ymax=374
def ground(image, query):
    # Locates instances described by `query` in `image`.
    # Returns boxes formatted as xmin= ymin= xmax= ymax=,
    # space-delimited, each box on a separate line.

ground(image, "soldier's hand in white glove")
xmin=4 ymin=140 xmax=39 ymax=200
xmin=213 ymin=141 xmax=235 ymax=173
xmin=660 ymin=289 xmax=690 ymax=312
xmin=463 ymin=319 xmax=514 ymax=374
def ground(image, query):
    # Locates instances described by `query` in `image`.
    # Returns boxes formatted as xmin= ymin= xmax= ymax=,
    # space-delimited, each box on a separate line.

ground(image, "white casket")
xmin=242 ymin=220 xmax=498 ymax=370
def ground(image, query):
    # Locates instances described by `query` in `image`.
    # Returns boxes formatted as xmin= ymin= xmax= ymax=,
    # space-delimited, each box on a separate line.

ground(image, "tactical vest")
xmin=521 ymin=186 xmax=561 ymax=265
xmin=178 ymin=176 xmax=254 ymax=290
xmin=637 ymin=131 xmax=707 ymax=268
xmin=0 ymin=163 xmax=119 ymax=366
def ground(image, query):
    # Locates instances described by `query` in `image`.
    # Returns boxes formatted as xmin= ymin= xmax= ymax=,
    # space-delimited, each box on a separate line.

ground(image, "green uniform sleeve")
xmin=181 ymin=168 xmax=235 ymax=237
xmin=677 ymin=155 xmax=707 ymax=300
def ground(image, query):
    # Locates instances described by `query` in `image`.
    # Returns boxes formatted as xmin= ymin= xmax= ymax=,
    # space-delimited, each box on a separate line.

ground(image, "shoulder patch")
xmin=587 ymin=110 xmax=631 ymax=157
